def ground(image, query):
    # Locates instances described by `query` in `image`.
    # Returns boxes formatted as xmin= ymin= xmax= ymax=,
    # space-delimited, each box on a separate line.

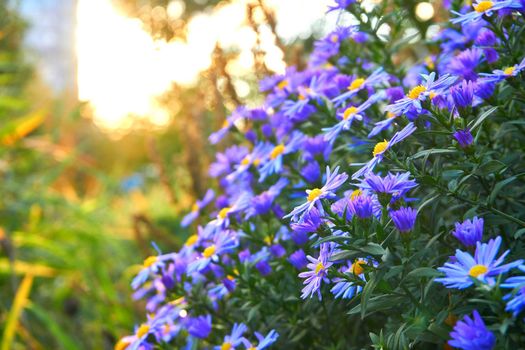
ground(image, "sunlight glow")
xmin=76 ymin=0 xmax=334 ymax=131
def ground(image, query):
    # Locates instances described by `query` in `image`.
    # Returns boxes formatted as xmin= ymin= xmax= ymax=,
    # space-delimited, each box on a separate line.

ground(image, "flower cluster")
xmin=120 ymin=1 xmax=525 ymax=348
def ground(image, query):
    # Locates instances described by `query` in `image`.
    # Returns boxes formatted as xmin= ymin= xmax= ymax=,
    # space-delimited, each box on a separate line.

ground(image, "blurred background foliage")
xmin=0 ymin=0 xmax=315 ymax=348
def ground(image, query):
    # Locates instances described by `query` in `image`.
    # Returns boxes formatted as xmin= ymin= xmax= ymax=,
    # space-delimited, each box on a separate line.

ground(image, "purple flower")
xmin=215 ymin=323 xmax=247 ymax=350
xmin=387 ymin=72 xmax=457 ymax=116
xmin=449 ymin=310 xmax=495 ymax=350
xmin=480 ymin=57 xmax=525 ymax=83
xmin=452 ymin=217 xmax=484 ymax=246
xmin=299 ymin=243 xmax=333 ymax=299
xmin=454 ymin=129 xmax=474 ymax=148
xmin=255 ymin=260 xmax=272 ymax=276
xmin=332 ymin=68 xmax=389 ymax=106
xmin=301 ymin=161 xmax=321 ymax=183
xmin=285 ymin=166 xmax=348 ymax=222
xmin=187 ymin=230 xmax=239 ymax=273
xmin=241 ymin=329 xmax=279 ymax=350
xmin=436 ymin=236 xmax=523 ymax=289
xmin=451 ymin=80 xmax=475 ymax=108
xmin=186 ymin=315 xmax=212 ymax=339
xmin=390 ymin=207 xmax=418 ymax=233
xmin=352 ymin=123 xmax=417 ymax=179
xmin=270 ymin=244 xmax=286 ymax=258
xmin=347 ymin=193 xmax=375 ymax=219
xmin=327 ymin=0 xmax=356 ymax=12
xmin=501 ymin=266 xmax=525 ymax=317
xmin=259 ymin=132 xmax=304 ymax=182
xmin=181 ymin=189 xmax=215 ymax=227
xmin=290 ymin=207 xmax=323 ymax=240
xmin=448 ymin=48 xmax=483 ymax=81
xmin=359 ymin=172 xmax=417 ymax=199
xmin=451 ymin=0 xmax=522 ymax=25
xmin=323 ymin=94 xmax=380 ymax=144
xmin=289 ymin=249 xmax=308 ymax=270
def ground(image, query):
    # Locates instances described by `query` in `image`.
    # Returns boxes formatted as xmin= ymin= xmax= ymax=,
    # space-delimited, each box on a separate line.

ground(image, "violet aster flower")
xmin=330 ymin=258 xmax=374 ymax=299
xmin=245 ymin=178 xmax=289 ymax=218
xmin=186 ymin=315 xmax=212 ymax=339
xmin=259 ymin=131 xmax=305 ymax=182
xmin=448 ymin=48 xmax=483 ymax=81
xmin=347 ymin=193 xmax=375 ymax=219
xmin=289 ymin=249 xmax=308 ymax=270
xmin=187 ymin=230 xmax=239 ymax=273
xmin=209 ymin=107 xmax=245 ymax=145
xmin=285 ymin=166 xmax=348 ymax=222
xmin=390 ymin=207 xmax=418 ymax=233
xmin=448 ymin=310 xmax=495 ymax=350
xmin=452 ymin=216 xmax=484 ymax=246
xmin=359 ymin=172 xmax=417 ymax=200
xmin=181 ymin=189 xmax=215 ymax=227
xmin=451 ymin=80 xmax=475 ymax=109
xmin=352 ymin=123 xmax=417 ymax=179
xmin=501 ymin=266 xmax=525 ymax=317
xmin=387 ymin=72 xmax=457 ymax=116
xmin=451 ymin=0 xmax=522 ymax=25
xmin=301 ymin=161 xmax=321 ymax=183
xmin=454 ymin=129 xmax=474 ymax=148
xmin=332 ymin=68 xmax=389 ymax=106
xmin=132 ymin=252 xmax=177 ymax=290
xmin=241 ymin=330 xmax=279 ymax=350
xmin=480 ymin=57 xmax=525 ymax=83
xmin=215 ymin=323 xmax=247 ymax=350
xmin=327 ymin=0 xmax=356 ymax=12
xmin=299 ymin=243 xmax=333 ymax=299
xmin=323 ymin=94 xmax=380 ymax=144
xmin=435 ymin=236 xmax=523 ymax=289
xmin=290 ymin=207 xmax=323 ymax=243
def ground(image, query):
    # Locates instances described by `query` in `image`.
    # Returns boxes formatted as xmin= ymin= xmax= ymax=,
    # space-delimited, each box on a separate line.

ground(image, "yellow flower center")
xmin=429 ymin=91 xmax=437 ymax=100
xmin=218 ymin=207 xmax=231 ymax=219
xmin=348 ymin=78 xmax=365 ymax=91
xmin=469 ymin=264 xmax=488 ymax=277
xmin=330 ymin=34 xmax=339 ymax=43
xmin=277 ymin=79 xmax=289 ymax=90
xmin=473 ymin=1 xmax=493 ymax=12
xmin=143 ymin=256 xmax=157 ymax=268
xmin=222 ymin=119 xmax=229 ymax=129
xmin=351 ymin=260 xmax=366 ymax=275
xmin=203 ymin=245 xmax=216 ymax=258
xmin=503 ymin=66 xmax=515 ymax=75
xmin=136 ymin=324 xmax=150 ymax=338
xmin=191 ymin=203 xmax=199 ymax=212
xmin=221 ymin=342 xmax=232 ymax=350
xmin=387 ymin=112 xmax=396 ymax=119
xmin=264 ymin=236 xmax=272 ymax=245
xmin=307 ymin=188 xmax=323 ymax=202
xmin=350 ymin=189 xmax=362 ymax=200
xmin=343 ymin=106 xmax=358 ymax=120
xmin=407 ymin=85 xmax=427 ymax=99
xmin=248 ymin=347 xmax=257 ymax=350
xmin=227 ymin=274 xmax=235 ymax=281
xmin=185 ymin=234 xmax=198 ymax=247
xmin=253 ymin=158 xmax=261 ymax=166
xmin=315 ymin=262 xmax=325 ymax=274
xmin=115 ymin=339 xmax=131 ymax=350
xmin=163 ymin=324 xmax=171 ymax=335
xmin=241 ymin=156 xmax=251 ymax=166
xmin=424 ymin=56 xmax=435 ymax=70
xmin=270 ymin=144 xmax=285 ymax=159
xmin=373 ymin=140 xmax=389 ymax=156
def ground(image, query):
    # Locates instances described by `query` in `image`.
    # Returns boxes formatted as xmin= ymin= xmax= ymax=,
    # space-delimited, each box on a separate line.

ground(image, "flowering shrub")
xmin=119 ymin=1 xmax=525 ymax=349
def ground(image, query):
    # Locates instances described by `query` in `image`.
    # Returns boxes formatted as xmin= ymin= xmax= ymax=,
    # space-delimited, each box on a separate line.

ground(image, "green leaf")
xmin=26 ymin=303 xmax=78 ymax=350
xmin=409 ymin=149 xmax=457 ymax=160
xmin=468 ymin=106 xmax=498 ymax=131
xmin=360 ymin=243 xmax=387 ymax=256
xmin=406 ymin=267 xmax=441 ymax=279
xmin=475 ymin=160 xmax=506 ymax=176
